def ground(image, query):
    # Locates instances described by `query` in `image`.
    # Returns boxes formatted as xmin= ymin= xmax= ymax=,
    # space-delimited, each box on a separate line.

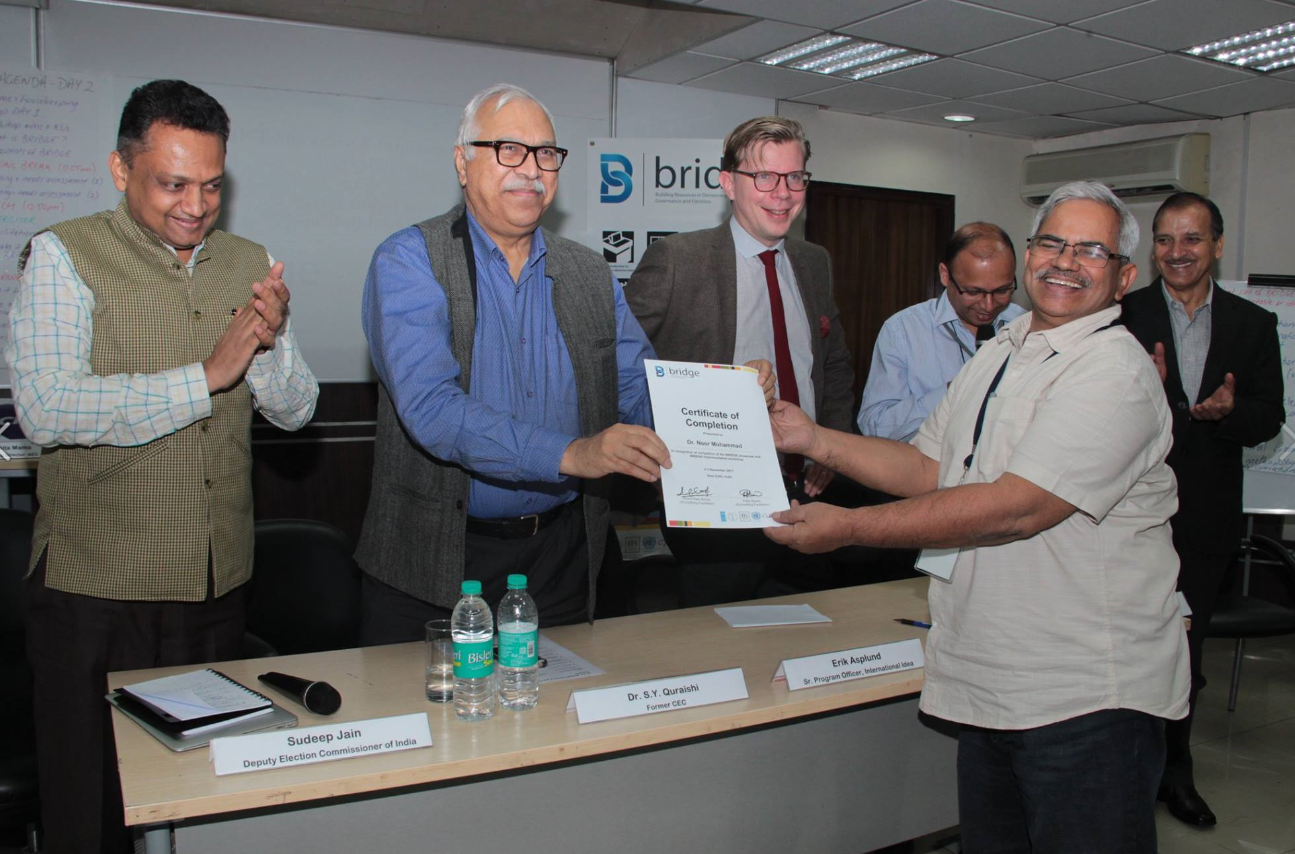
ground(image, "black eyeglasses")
xmin=730 ymin=169 xmax=812 ymax=192
xmin=470 ymin=140 xmax=568 ymax=171
xmin=949 ymin=277 xmax=1016 ymax=299
xmin=1028 ymin=235 xmax=1128 ymax=269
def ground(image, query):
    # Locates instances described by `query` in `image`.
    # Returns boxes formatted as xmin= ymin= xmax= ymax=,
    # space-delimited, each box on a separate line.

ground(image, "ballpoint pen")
xmin=893 ymin=618 xmax=932 ymax=629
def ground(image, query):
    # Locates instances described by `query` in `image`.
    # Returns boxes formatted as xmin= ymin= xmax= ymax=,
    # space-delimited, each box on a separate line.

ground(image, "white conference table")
xmin=111 ymin=577 xmax=958 ymax=854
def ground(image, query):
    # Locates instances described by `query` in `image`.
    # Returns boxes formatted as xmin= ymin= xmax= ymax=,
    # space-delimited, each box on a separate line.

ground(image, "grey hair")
xmin=1030 ymin=181 xmax=1139 ymax=258
xmin=456 ymin=83 xmax=556 ymax=158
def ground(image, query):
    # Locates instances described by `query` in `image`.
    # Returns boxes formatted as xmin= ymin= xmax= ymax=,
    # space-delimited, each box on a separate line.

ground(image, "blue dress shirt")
xmin=856 ymin=291 xmax=1026 ymax=441
xmin=362 ymin=212 xmax=655 ymax=518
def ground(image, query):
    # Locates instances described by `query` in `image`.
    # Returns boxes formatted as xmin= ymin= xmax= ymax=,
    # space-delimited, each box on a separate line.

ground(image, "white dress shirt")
xmin=729 ymin=217 xmax=816 ymax=423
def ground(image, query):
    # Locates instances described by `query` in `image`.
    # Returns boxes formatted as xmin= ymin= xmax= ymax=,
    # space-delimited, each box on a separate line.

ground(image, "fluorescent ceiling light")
xmin=791 ymin=42 xmax=892 ymax=73
xmin=846 ymin=53 xmax=938 ymax=80
xmin=1184 ymin=20 xmax=1295 ymax=72
xmin=813 ymin=47 xmax=908 ymax=76
xmin=758 ymin=34 xmax=851 ymax=67
xmin=759 ymin=35 xmax=938 ymax=80
xmin=944 ymin=114 xmax=976 ymax=122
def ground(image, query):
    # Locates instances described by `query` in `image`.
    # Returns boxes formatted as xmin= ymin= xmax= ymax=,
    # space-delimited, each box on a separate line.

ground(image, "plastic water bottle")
xmin=497 ymin=574 xmax=540 ymax=710
xmin=451 ymin=579 xmax=495 ymax=721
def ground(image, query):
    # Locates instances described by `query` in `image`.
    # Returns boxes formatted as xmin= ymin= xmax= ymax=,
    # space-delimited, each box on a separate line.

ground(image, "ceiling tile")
xmin=1154 ymin=76 xmax=1295 ymax=116
xmin=972 ymin=82 xmax=1132 ymax=113
xmin=1064 ymin=103 xmax=1206 ymax=124
xmin=1065 ymin=54 xmax=1254 ymax=102
xmin=840 ymin=0 xmax=1050 ymax=55
xmin=969 ymin=115 xmax=1117 ymax=138
xmin=789 ymin=81 xmax=947 ymax=114
xmin=1074 ymin=0 xmax=1295 ymax=51
xmin=961 ymin=28 xmax=1161 ymax=79
xmin=966 ymin=0 xmax=1137 ymax=24
xmin=1276 ymin=66 xmax=1295 ymax=81
xmin=865 ymin=58 xmax=1043 ymax=99
xmin=688 ymin=20 xmax=822 ymax=61
xmin=628 ymin=51 xmax=737 ymax=84
xmin=879 ymin=98 xmax=1030 ymax=125
xmin=694 ymin=0 xmax=911 ymax=30
xmin=684 ymin=61 xmax=838 ymax=98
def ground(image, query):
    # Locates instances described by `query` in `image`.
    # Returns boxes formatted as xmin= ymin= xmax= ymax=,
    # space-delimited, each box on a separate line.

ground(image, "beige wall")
xmin=779 ymin=100 xmax=1295 ymax=305
xmin=1237 ymin=108 xmax=1295 ymax=284
xmin=779 ymin=101 xmax=1036 ymax=248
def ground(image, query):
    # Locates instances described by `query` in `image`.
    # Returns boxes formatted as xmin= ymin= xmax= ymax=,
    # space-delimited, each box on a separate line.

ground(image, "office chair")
xmin=0 ymin=509 xmax=40 ymax=852
xmin=245 ymin=519 xmax=362 ymax=656
xmin=1207 ymin=533 xmax=1295 ymax=711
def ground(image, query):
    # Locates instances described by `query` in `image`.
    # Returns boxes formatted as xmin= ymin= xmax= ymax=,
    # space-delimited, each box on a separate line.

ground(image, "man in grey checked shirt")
xmin=4 ymin=80 xmax=318 ymax=854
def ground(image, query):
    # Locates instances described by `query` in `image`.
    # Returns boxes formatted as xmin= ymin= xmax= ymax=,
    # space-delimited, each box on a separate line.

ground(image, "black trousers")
xmin=359 ymin=500 xmax=592 ymax=645
xmin=1163 ymin=543 xmax=1233 ymax=787
xmin=25 ymin=552 xmax=245 ymax=854
xmin=958 ymin=710 xmax=1164 ymax=854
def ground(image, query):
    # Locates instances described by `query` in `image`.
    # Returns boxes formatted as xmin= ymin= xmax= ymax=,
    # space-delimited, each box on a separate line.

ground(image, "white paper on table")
xmin=645 ymin=359 xmax=790 ymax=529
xmin=536 ymin=636 xmax=605 ymax=684
xmin=714 ymin=604 xmax=832 ymax=628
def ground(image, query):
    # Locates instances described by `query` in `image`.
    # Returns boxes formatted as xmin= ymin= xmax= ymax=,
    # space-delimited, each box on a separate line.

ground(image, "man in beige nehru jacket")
xmin=6 ymin=79 xmax=318 ymax=853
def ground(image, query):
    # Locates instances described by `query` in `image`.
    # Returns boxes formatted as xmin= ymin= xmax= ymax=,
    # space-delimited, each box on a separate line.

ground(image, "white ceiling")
xmin=636 ymin=0 xmax=1295 ymax=137
xmin=114 ymin=0 xmax=1295 ymax=138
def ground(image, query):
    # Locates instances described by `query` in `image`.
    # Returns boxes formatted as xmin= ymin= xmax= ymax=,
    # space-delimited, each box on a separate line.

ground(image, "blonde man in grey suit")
xmin=625 ymin=116 xmax=854 ymax=605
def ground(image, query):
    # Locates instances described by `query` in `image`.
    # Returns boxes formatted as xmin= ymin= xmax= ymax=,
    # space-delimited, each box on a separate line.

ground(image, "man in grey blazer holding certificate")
xmin=625 ymin=116 xmax=855 ymax=605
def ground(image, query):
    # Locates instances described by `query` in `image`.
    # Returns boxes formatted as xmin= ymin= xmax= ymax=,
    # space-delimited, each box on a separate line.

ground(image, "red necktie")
xmin=757 ymin=249 xmax=802 ymax=477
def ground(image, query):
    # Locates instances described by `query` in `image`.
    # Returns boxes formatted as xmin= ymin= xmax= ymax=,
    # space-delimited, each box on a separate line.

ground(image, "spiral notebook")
xmin=108 ymin=669 xmax=296 ymax=751
xmin=119 ymin=668 xmax=271 ymax=722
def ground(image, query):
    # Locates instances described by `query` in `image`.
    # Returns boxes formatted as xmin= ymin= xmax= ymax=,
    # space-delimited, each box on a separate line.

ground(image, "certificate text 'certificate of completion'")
xmin=646 ymin=360 xmax=789 ymax=529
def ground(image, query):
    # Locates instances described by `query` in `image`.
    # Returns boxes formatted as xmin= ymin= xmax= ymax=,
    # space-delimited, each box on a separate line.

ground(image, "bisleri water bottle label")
xmin=499 ymin=629 xmax=538 ymax=668
xmin=453 ymin=639 xmax=494 ymax=678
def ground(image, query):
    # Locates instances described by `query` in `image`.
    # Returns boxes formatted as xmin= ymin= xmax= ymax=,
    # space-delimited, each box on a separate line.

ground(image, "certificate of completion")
xmin=646 ymin=359 xmax=789 ymax=529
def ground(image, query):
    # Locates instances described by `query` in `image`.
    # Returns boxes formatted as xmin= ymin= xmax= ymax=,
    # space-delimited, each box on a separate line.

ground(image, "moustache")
xmin=1038 ymin=267 xmax=1091 ymax=289
xmin=502 ymin=177 xmax=546 ymax=195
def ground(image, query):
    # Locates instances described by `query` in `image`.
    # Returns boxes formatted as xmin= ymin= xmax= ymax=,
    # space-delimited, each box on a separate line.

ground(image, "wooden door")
xmin=804 ymin=182 xmax=955 ymax=409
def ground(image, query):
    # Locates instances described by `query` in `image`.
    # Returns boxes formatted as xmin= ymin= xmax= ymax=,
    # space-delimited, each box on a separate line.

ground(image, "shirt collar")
xmin=1160 ymin=278 xmax=1213 ymax=314
xmin=466 ymin=208 xmax=547 ymax=271
xmin=934 ymin=290 xmax=1018 ymax=333
xmin=933 ymin=290 xmax=961 ymax=326
xmin=729 ymin=216 xmax=783 ymax=259
xmin=1006 ymin=303 xmax=1122 ymax=352
xmin=114 ymin=199 xmax=208 ymax=267
xmin=162 ymin=239 xmax=205 ymax=269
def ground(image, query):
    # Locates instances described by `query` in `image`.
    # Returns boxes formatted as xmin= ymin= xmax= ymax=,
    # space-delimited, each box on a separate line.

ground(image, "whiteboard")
xmin=1218 ymin=280 xmax=1295 ymax=515
xmin=2 ymin=0 xmax=611 ymax=382
xmin=0 ymin=66 xmax=111 ymax=385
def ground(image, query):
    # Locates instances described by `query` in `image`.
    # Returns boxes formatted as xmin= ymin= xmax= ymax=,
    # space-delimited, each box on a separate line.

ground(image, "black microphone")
xmin=258 ymin=671 xmax=342 ymax=715
xmin=975 ymin=324 xmax=996 ymax=348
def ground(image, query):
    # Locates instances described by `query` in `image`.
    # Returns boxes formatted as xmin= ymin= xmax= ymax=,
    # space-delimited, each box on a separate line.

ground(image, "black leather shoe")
xmin=1158 ymin=783 xmax=1218 ymax=827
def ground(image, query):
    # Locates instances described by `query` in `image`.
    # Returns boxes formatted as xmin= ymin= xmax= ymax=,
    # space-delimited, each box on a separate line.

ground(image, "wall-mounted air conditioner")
xmin=1021 ymin=133 xmax=1209 ymax=206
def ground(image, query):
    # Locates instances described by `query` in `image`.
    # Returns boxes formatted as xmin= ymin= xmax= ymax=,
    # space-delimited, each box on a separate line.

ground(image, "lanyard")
xmin=963 ymin=354 xmax=1010 ymax=473
xmin=960 ymin=320 xmax=1119 ymax=475
xmin=944 ymin=322 xmax=976 ymax=364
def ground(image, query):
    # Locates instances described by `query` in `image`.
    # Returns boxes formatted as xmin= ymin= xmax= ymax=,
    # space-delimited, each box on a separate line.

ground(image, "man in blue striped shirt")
xmin=857 ymin=223 xmax=1025 ymax=441
xmin=355 ymin=84 xmax=670 ymax=640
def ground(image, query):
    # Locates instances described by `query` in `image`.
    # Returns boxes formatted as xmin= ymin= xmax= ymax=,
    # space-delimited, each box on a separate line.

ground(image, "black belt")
xmin=466 ymin=500 xmax=574 ymax=540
